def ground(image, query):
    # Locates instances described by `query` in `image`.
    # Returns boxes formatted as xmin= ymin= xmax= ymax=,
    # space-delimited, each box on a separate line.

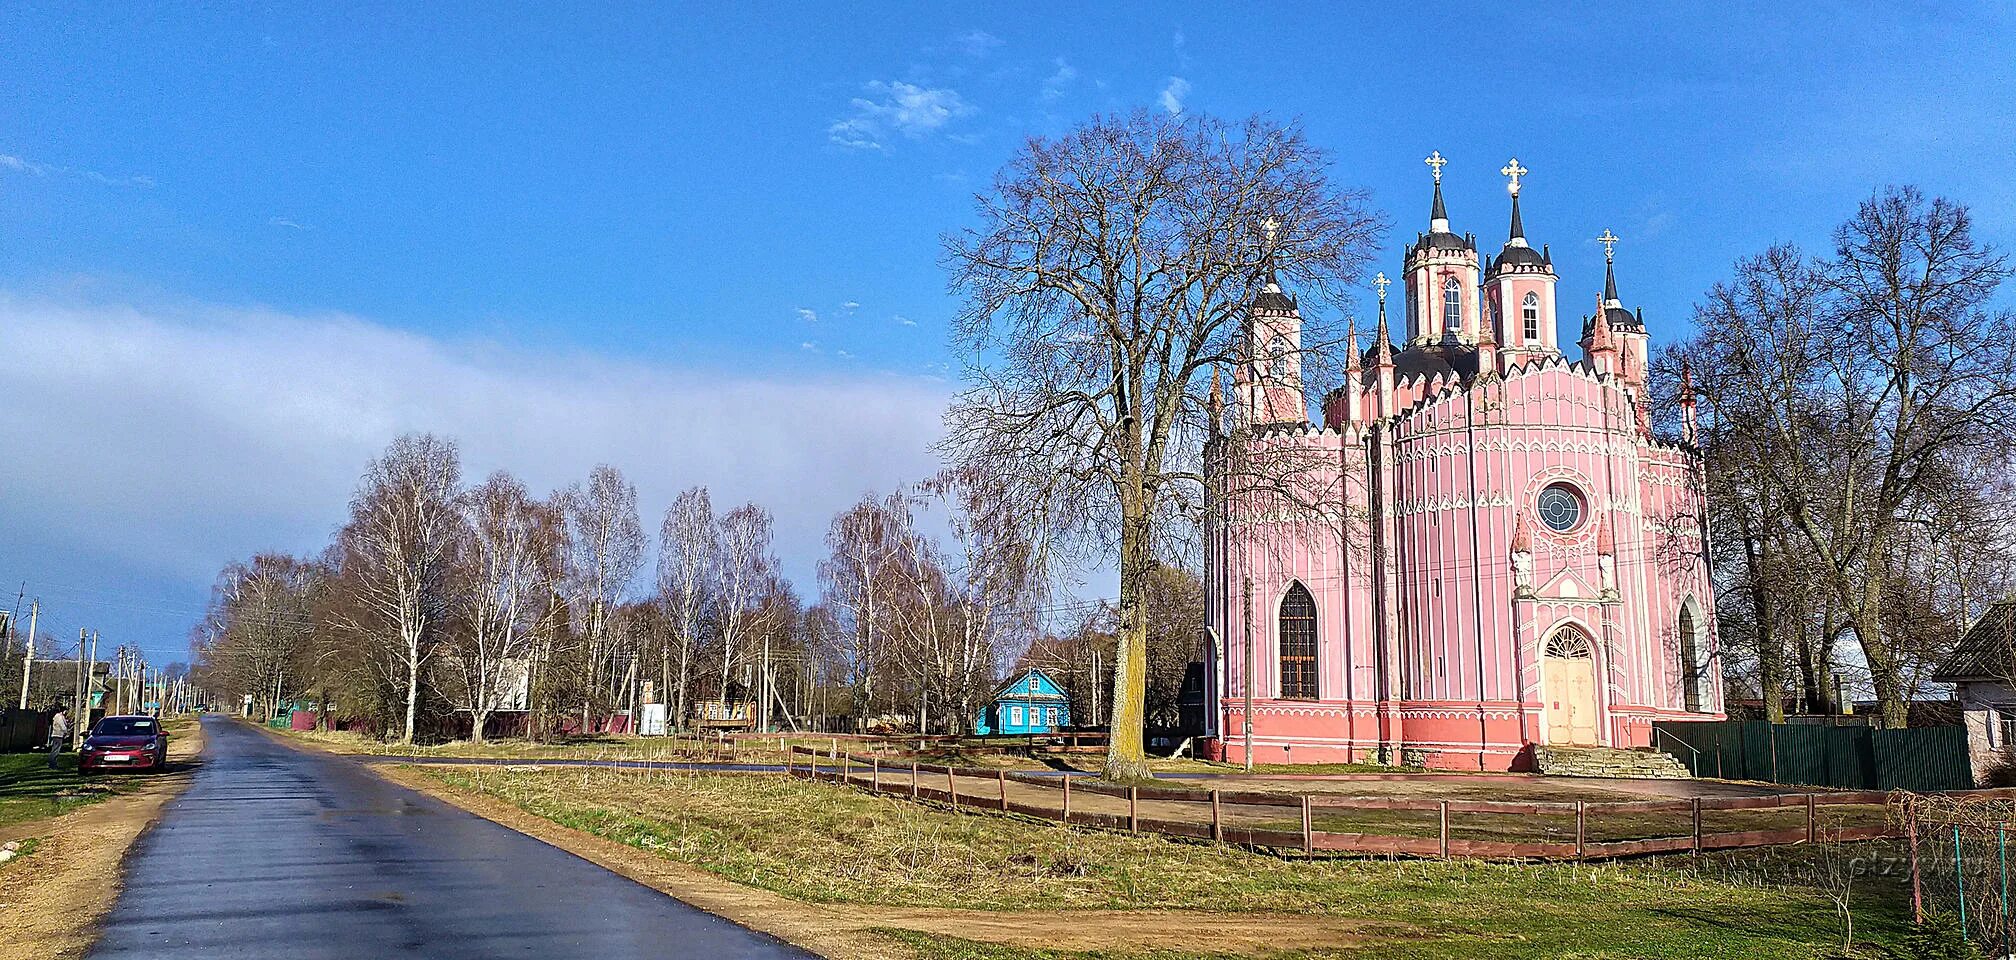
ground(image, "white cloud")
xmin=1041 ymin=59 xmax=1078 ymax=102
xmin=269 ymin=217 xmax=307 ymax=230
xmin=797 ymin=307 xmax=819 ymax=322
xmin=955 ymin=30 xmax=1003 ymax=57
xmin=799 ymin=340 xmax=819 ymax=351
xmin=0 ymin=152 xmax=153 ymax=188
xmin=0 ymin=294 xmax=948 ymax=596
xmin=828 ymin=82 xmax=976 ymax=151
xmin=842 ymin=301 xmax=861 ymax=311
xmin=1158 ymin=77 xmax=1191 ymax=115
xmin=895 ymin=314 xmax=918 ymax=327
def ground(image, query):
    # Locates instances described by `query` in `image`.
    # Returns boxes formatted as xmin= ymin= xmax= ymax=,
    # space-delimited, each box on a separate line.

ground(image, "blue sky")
xmin=2 ymin=2 xmax=2012 ymax=668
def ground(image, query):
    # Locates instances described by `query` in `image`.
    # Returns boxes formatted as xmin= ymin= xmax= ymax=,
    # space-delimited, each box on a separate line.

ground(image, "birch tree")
xmin=657 ymin=486 xmax=716 ymax=731
xmin=943 ymin=110 xmax=1381 ymax=778
xmin=337 ymin=433 xmax=464 ymax=744
xmin=561 ymin=465 xmax=645 ymax=714
xmin=715 ymin=503 xmax=777 ymax=719
xmin=447 ymin=471 xmax=560 ymax=742
xmin=818 ymin=493 xmax=905 ymax=724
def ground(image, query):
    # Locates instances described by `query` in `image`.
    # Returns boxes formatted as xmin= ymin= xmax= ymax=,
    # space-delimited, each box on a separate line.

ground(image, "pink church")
xmin=1202 ymin=155 xmax=1722 ymax=771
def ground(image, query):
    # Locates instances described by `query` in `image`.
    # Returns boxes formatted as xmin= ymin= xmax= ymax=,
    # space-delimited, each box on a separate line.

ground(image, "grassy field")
xmin=412 ymin=763 xmax=1912 ymax=959
xmin=0 ymin=716 xmax=199 ymax=829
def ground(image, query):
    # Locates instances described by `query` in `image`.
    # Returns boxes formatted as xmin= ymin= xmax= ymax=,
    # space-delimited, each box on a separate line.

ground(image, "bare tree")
xmin=715 ymin=503 xmax=777 ymax=722
xmin=657 ymin=486 xmax=716 ymax=731
xmin=942 ymin=110 xmax=1381 ymax=777
xmin=818 ymin=493 xmax=905 ymax=725
xmin=912 ymin=465 xmax=1041 ymax=732
xmin=1677 ymin=188 xmax=2016 ymax=725
xmin=445 ymin=471 xmax=560 ymax=743
xmin=335 ymin=434 xmax=465 ymax=744
xmin=560 ymin=465 xmax=645 ymax=717
xmin=195 ymin=553 xmax=328 ymax=721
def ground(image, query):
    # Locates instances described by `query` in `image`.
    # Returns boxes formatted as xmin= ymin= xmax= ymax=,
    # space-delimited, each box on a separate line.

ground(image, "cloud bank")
xmin=0 ymin=294 xmax=951 ymax=608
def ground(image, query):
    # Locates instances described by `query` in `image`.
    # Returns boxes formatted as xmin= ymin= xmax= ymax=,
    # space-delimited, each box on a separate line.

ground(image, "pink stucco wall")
xmin=1207 ymin=226 xmax=1720 ymax=771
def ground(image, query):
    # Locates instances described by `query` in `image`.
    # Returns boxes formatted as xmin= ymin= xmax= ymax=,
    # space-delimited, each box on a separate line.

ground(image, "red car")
xmin=79 ymin=715 xmax=169 ymax=772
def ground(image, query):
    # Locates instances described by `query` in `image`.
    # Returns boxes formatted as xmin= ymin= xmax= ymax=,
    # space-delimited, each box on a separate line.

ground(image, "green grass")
xmin=415 ymin=764 xmax=1912 ymax=959
xmin=0 ymin=752 xmax=130 ymax=828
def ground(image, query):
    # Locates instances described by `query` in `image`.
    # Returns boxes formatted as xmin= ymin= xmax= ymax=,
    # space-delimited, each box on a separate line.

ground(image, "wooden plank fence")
xmin=781 ymin=745 xmax=1901 ymax=862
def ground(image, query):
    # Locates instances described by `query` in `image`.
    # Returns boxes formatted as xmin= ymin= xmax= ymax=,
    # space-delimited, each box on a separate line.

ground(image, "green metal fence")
xmin=1653 ymin=720 xmax=1972 ymax=791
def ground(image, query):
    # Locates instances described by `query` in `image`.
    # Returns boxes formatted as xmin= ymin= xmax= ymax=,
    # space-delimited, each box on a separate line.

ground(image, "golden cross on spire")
xmin=1373 ymin=271 xmax=1391 ymax=303
xmin=1596 ymin=228 xmax=1620 ymax=262
xmin=1423 ymin=150 xmax=1447 ymax=184
xmin=1500 ymin=157 xmax=1528 ymax=196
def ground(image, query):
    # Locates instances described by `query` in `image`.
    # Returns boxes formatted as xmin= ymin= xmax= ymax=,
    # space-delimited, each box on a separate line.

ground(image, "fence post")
xmin=1062 ymin=773 xmax=1072 ymax=823
xmin=1805 ymin=792 xmax=1816 ymax=843
xmin=1957 ymin=824 xmax=1968 ymax=935
xmin=2002 ymin=825 xmax=2011 ymax=960
xmin=1439 ymin=801 xmax=1450 ymax=859
xmin=1211 ymin=790 xmax=1223 ymax=843
xmin=1691 ymin=797 xmax=1702 ymax=853
xmin=948 ymin=767 xmax=958 ymax=811
xmin=1301 ymin=794 xmax=1313 ymax=855
xmin=872 ymin=757 xmax=880 ymax=792
xmin=1908 ymin=796 xmax=1923 ymax=924
xmin=998 ymin=769 xmax=1007 ymax=810
xmin=1128 ymin=786 xmax=1139 ymax=834
xmin=1575 ymin=801 xmax=1586 ymax=859
xmin=910 ymin=760 xmax=919 ymax=799
xmin=842 ymin=753 xmax=850 ymax=782
xmin=831 ymin=736 xmax=838 ymax=759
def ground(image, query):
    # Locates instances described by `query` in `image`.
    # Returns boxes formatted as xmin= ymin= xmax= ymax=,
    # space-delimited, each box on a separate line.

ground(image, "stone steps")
xmin=1533 ymin=744 xmax=1692 ymax=779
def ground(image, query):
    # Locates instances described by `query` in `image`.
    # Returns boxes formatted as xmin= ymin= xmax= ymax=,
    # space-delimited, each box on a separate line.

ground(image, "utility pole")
xmin=72 ymin=629 xmax=88 ymax=748
xmin=84 ymin=631 xmax=98 ymax=729
xmin=17 ymin=600 xmax=36 ymax=710
xmin=1243 ymin=574 xmax=1255 ymax=773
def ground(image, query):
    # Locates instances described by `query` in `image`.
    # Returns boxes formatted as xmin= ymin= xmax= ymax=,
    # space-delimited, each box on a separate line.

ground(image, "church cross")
xmin=1500 ymin=157 xmax=1528 ymax=196
xmin=1596 ymin=228 xmax=1620 ymax=262
xmin=1261 ymin=216 xmax=1280 ymax=245
xmin=1373 ymin=271 xmax=1391 ymax=303
xmin=1423 ymin=150 xmax=1447 ymax=184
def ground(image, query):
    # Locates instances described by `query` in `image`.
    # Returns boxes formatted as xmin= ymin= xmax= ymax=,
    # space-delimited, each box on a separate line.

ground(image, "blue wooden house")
xmin=974 ymin=668 xmax=1071 ymax=735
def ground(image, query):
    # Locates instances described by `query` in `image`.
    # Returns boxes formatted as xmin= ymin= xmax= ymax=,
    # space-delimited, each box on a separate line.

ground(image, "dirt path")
xmin=373 ymin=764 xmax=1384 ymax=959
xmin=0 ymin=720 xmax=206 ymax=960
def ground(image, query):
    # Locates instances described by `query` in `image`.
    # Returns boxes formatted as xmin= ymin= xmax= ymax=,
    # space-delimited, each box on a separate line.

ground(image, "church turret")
xmin=1679 ymin=358 xmax=1699 ymax=446
xmin=1482 ymin=157 xmax=1559 ymax=361
xmin=1239 ymin=218 xmax=1307 ymax=425
xmin=1404 ymin=151 xmax=1481 ymax=346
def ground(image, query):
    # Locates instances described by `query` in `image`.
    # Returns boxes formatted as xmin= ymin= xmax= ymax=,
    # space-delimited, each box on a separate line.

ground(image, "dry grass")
xmin=414 ymin=764 xmax=1915 ymax=959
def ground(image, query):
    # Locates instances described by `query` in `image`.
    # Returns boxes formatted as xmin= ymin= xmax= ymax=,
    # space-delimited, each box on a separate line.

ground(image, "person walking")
xmin=46 ymin=704 xmax=71 ymax=769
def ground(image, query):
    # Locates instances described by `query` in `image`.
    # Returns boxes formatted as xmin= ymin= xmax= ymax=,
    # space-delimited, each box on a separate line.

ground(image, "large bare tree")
xmin=560 ymin=465 xmax=645 ymax=716
xmin=714 ymin=503 xmax=777 ymax=723
xmin=818 ymin=493 xmax=905 ymax=725
xmin=336 ymin=433 xmax=465 ymax=744
xmin=447 ymin=471 xmax=561 ymax=742
xmin=942 ymin=110 xmax=1381 ymax=777
xmin=1674 ymin=187 xmax=2016 ymax=725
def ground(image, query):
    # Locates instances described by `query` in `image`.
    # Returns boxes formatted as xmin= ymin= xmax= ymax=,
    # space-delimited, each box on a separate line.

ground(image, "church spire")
xmin=1500 ymin=158 xmax=1528 ymax=247
xmin=1372 ymin=272 xmax=1395 ymax=365
xmin=1425 ymin=150 xmax=1449 ymax=232
xmin=1598 ymin=228 xmax=1621 ymax=305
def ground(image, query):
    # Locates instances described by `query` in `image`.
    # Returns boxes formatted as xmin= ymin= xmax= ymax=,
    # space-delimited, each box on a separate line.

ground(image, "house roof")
xmin=1933 ymin=599 xmax=2016 ymax=682
xmin=991 ymin=667 xmax=1068 ymax=702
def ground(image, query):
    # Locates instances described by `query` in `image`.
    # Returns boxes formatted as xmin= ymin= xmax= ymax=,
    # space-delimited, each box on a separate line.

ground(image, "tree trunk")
xmin=402 ymin=631 xmax=421 ymax=745
xmin=471 ymin=708 xmax=489 ymax=744
xmin=1102 ymin=498 xmax=1153 ymax=781
xmin=1745 ymin=533 xmax=1786 ymax=724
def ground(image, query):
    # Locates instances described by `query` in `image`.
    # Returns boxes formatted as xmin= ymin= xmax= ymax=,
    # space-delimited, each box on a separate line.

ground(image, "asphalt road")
xmin=90 ymin=715 xmax=814 ymax=959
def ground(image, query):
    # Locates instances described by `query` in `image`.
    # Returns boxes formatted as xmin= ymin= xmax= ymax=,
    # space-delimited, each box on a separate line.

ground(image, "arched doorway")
xmin=1543 ymin=625 xmax=1600 ymax=745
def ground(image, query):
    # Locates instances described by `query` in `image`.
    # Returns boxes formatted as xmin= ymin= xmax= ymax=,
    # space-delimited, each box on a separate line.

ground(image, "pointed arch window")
xmin=1442 ymin=277 xmax=1463 ymax=333
xmin=1522 ymin=292 xmax=1541 ymax=342
xmin=1678 ymin=604 xmax=1706 ymax=712
xmin=1278 ymin=582 xmax=1318 ymax=700
xmin=1545 ymin=624 xmax=1595 ymax=660
xmin=1267 ymin=335 xmax=1290 ymax=379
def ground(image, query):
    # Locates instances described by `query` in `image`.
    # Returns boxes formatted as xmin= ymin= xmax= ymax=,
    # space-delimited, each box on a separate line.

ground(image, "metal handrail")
xmin=1652 ymin=727 xmax=1702 ymax=774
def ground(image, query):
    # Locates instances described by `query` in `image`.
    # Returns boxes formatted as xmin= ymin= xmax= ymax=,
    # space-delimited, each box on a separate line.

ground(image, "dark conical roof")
xmin=1508 ymin=192 xmax=1525 ymax=242
xmin=1431 ymin=179 xmax=1448 ymax=223
xmin=1604 ymin=258 xmax=1620 ymax=303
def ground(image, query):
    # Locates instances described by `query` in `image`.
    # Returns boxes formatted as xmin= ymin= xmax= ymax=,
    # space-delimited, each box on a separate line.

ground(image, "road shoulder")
xmin=0 ymin=718 xmax=206 ymax=960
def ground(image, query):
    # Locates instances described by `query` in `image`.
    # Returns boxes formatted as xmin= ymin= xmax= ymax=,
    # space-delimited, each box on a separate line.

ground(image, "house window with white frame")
xmin=1998 ymin=706 xmax=2016 ymax=750
xmin=1011 ymin=705 xmax=1024 ymax=726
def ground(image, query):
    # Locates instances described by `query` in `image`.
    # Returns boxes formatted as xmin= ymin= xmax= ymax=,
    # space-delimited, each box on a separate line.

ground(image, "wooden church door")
xmin=1543 ymin=627 xmax=1599 ymax=745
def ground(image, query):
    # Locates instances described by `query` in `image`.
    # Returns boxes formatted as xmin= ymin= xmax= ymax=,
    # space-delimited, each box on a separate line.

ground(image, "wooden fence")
xmin=783 ymin=745 xmax=1898 ymax=861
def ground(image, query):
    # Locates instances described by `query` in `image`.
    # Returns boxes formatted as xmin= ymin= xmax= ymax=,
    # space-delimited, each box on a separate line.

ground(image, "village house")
xmin=974 ymin=668 xmax=1071 ymax=736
